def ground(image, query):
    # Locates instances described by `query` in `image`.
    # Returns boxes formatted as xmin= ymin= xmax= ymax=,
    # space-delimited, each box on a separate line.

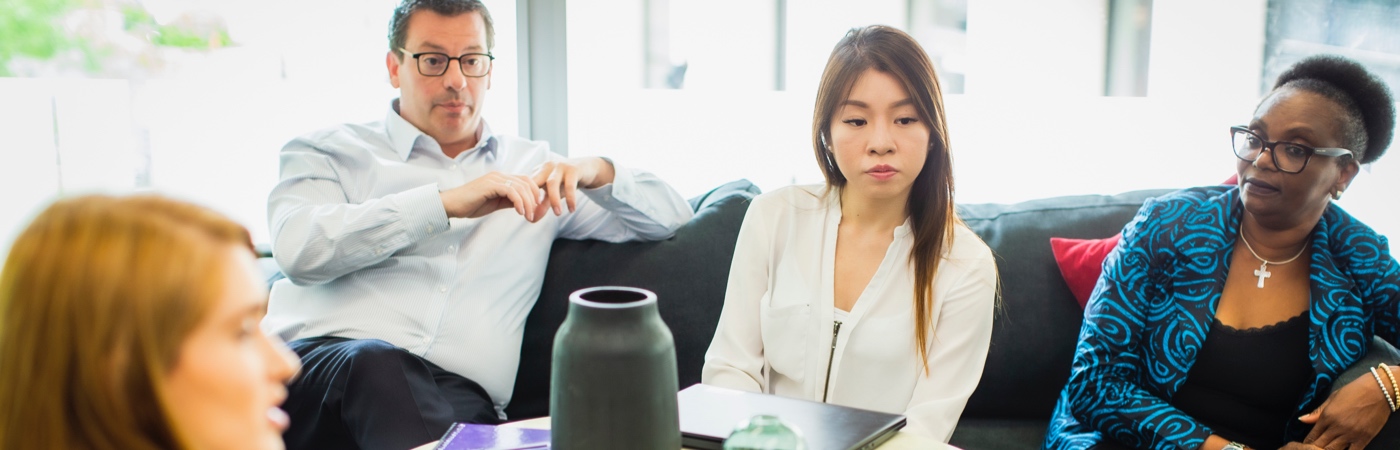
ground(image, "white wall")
xmin=0 ymin=81 xmax=64 ymax=258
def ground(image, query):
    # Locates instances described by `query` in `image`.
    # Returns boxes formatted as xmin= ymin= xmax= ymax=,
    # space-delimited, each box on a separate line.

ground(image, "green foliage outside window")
xmin=0 ymin=0 xmax=73 ymax=75
xmin=0 ymin=0 xmax=232 ymax=77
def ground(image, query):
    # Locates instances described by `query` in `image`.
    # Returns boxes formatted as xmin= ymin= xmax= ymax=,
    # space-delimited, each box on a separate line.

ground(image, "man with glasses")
xmin=262 ymin=1 xmax=693 ymax=449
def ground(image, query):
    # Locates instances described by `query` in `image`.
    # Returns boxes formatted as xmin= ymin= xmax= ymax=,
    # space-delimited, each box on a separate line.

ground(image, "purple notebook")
xmin=433 ymin=423 xmax=551 ymax=450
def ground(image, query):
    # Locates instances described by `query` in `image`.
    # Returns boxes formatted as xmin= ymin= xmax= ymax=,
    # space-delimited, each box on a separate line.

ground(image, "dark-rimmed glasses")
xmin=400 ymin=48 xmax=494 ymax=77
xmin=1230 ymin=126 xmax=1353 ymax=174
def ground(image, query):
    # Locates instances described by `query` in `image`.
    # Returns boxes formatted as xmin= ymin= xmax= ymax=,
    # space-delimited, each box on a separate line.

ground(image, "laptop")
xmin=677 ymin=383 xmax=907 ymax=450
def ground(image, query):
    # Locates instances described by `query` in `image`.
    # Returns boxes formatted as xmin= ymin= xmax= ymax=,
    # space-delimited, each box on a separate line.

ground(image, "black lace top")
xmin=1171 ymin=312 xmax=1315 ymax=449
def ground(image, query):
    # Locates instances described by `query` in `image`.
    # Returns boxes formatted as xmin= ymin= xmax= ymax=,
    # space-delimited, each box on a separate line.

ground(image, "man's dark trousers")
xmin=281 ymin=337 xmax=501 ymax=450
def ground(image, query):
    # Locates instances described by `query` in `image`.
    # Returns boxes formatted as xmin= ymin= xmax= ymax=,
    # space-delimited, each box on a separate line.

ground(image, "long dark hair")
xmin=811 ymin=25 xmax=958 ymax=372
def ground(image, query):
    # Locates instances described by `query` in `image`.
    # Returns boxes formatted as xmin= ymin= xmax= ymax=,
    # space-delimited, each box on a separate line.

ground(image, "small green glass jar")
xmin=722 ymin=415 xmax=806 ymax=450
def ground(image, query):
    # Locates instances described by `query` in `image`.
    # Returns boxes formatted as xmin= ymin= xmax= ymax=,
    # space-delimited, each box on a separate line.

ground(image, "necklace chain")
xmin=1238 ymin=229 xmax=1308 ymax=265
xmin=1238 ymin=228 xmax=1307 ymax=289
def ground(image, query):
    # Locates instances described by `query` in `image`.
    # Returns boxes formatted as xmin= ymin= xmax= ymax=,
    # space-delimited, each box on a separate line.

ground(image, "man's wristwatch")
xmin=1222 ymin=442 xmax=1246 ymax=450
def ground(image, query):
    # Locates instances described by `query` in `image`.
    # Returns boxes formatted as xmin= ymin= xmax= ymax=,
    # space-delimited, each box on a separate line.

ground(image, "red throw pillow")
xmin=1049 ymin=234 xmax=1121 ymax=309
xmin=1051 ymin=176 xmax=1232 ymax=309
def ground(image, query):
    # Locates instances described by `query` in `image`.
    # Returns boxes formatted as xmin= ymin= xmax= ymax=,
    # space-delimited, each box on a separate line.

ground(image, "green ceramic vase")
xmin=550 ymin=286 xmax=681 ymax=449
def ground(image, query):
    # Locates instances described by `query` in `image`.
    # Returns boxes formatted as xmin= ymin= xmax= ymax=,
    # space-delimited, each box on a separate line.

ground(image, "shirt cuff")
xmin=399 ymin=183 xmax=450 ymax=241
xmin=580 ymin=158 xmax=635 ymax=208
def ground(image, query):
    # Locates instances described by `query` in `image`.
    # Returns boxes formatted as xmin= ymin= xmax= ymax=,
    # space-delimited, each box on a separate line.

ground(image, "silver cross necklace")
xmin=1238 ymin=228 xmax=1308 ymax=288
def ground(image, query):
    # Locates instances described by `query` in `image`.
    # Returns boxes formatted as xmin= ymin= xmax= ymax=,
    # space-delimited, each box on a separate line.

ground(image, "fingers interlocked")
xmin=488 ymin=172 xmax=543 ymax=222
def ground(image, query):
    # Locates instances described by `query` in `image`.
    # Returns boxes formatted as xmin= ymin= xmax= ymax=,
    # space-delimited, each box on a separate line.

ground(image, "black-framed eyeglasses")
xmin=400 ymin=48 xmax=494 ymax=77
xmin=1229 ymin=126 xmax=1353 ymax=174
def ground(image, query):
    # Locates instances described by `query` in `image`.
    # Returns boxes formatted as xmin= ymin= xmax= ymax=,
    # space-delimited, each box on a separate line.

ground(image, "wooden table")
xmin=412 ymin=417 xmax=953 ymax=449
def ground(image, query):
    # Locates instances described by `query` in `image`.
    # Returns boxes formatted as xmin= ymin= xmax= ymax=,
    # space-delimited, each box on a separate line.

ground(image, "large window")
xmin=1262 ymin=0 xmax=1400 ymax=94
xmin=3 ymin=0 xmax=1399 ymax=254
xmin=0 ymin=0 xmax=519 ymax=254
xmin=564 ymin=0 xmax=1400 ymax=238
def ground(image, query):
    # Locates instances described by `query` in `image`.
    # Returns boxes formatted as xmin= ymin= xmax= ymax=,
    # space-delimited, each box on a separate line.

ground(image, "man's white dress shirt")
xmin=702 ymin=185 xmax=997 ymax=441
xmin=264 ymin=102 xmax=693 ymax=418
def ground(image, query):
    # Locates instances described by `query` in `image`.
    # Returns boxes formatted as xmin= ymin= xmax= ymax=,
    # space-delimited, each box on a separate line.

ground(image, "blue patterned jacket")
xmin=1044 ymin=186 xmax=1400 ymax=450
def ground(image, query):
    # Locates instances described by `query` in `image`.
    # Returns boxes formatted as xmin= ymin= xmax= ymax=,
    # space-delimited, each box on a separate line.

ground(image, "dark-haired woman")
xmin=701 ymin=25 xmax=997 ymax=442
xmin=1046 ymin=54 xmax=1400 ymax=450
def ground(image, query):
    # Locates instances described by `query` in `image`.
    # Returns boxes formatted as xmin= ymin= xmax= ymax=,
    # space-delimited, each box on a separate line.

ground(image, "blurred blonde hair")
xmin=0 ymin=194 xmax=254 ymax=450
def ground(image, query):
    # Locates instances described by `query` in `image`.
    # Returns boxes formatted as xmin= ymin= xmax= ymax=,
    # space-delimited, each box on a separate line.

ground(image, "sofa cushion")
xmin=948 ymin=418 xmax=1052 ymax=449
xmin=1042 ymin=177 xmax=1237 ymax=311
xmin=957 ymin=189 xmax=1173 ymax=420
xmin=505 ymin=180 xmax=760 ymax=420
xmin=1050 ymin=234 xmax=1121 ymax=308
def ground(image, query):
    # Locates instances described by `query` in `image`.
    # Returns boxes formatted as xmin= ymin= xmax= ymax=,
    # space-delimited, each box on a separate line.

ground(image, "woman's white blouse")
xmin=702 ymin=186 xmax=998 ymax=441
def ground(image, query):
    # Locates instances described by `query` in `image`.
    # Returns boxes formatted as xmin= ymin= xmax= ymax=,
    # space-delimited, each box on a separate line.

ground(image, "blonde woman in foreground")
xmin=0 ymin=195 xmax=300 ymax=449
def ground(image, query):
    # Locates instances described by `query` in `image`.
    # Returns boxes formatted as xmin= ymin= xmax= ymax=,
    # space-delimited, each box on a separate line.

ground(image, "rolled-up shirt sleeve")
xmin=268 ymin=139 xmax=448 ymax=286
xmin=559 ymin=158 xmax=693 ymax=242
